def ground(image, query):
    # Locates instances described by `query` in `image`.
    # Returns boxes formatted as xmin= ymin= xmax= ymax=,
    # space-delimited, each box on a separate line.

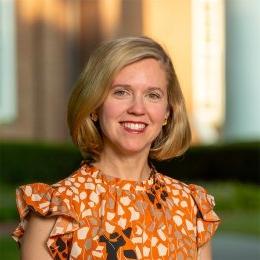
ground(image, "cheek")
xmin=99 ymin=101 xmax=115 ymax=119
xmin=149 ymin=105 xmax=168 ymax=123
xmin=98 ymin=101 xmax=123 ymax=128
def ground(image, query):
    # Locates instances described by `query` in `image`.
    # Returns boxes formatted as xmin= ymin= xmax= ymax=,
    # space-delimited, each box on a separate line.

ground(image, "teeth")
xmin=121 ymin=122 xmax=146 ymax=130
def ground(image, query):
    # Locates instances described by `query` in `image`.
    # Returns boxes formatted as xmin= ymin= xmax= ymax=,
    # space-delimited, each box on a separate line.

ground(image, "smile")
xmin=120 ymin=122 xmax=147 ymax=132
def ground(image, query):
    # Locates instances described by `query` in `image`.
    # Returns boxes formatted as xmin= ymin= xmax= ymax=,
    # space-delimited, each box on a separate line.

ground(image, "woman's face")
xmin=98 ymin=58 xmax=169 ymax=156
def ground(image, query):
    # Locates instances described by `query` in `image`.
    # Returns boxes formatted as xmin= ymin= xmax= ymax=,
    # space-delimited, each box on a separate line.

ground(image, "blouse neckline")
xmin=83 ymin=162 xmax=158 ymax=188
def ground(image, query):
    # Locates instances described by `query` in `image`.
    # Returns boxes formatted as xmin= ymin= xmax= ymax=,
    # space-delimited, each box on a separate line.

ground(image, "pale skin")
xmin=20 ymin=214 xmax=55 ymax=260
xmin=20 ymin=59 xmax=212 ymax=259
xmin=95 ymin=58 xmax=170 ymax=181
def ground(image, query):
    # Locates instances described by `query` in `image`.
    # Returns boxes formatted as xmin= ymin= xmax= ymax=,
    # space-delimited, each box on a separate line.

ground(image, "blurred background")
xmin=0 ymin=0 xmax=259 ymax=259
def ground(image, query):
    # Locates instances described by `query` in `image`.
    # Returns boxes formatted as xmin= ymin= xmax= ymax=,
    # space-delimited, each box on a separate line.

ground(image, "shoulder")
xmin=15 ymin=163 xmax=101 ymax=221
xmin=158 ymin=173 xmax=219 ymax=215
xmin=13 ymin=164 xmax=94 ymax=258
xmin=157 ymin=173 xmax=215 ymax=205
xmin=157 ymin=173 xmax=220 ymax=247
xmin=52 ymin=162 xmax=98 ymax=190
xmin=156 ymin=172 xmax=193 ymax=198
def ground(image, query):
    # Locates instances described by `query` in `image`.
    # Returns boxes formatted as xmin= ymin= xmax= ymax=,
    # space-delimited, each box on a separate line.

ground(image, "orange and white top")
xmin=13 ymin=163 xmax=220 ymax=259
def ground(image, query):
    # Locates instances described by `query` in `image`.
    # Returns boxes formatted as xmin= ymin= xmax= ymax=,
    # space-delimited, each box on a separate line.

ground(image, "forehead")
xmin=112 ymin=58 xmax=168 ymax=88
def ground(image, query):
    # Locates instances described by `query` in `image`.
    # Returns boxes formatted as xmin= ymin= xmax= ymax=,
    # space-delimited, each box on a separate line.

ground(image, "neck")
xmin=93 ymin=145 xmax=151 ymax=181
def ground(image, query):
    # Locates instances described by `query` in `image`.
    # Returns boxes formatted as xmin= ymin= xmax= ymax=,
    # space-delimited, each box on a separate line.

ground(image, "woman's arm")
xmin=20 ymin=213 xmax=56 ymax=260
xmin=198 ymin=241 xmax=212 ymax=260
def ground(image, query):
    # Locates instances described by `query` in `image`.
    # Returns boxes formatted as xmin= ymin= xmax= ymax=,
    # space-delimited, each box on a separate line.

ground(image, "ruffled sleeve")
xmin=189 ymin=184 xmax=221 ymax=248
xmin=12 ymin=183 xmax=80 ymax=258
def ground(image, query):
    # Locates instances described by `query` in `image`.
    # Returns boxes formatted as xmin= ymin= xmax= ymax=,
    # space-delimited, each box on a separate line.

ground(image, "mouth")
xmin=119 ymin=121 xmax=148 ymax=133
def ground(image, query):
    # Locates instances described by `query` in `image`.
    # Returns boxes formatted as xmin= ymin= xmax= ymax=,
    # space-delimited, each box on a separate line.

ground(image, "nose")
xmin=127 ymin=95 xmax=146 ymax=116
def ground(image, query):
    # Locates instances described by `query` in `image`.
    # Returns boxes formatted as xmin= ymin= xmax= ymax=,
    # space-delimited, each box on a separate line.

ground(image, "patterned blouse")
xmin=13 ymin=163 xmax=220 ymax=259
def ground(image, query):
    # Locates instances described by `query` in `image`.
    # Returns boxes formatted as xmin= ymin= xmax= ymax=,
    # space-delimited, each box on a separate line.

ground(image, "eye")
xmin=112 ymin=88 xmax=129 ymax=97
xmin=113 ymin=89 xmax=130 ymax=97
xmin=147 ymin=92 xmax=161 ymax=100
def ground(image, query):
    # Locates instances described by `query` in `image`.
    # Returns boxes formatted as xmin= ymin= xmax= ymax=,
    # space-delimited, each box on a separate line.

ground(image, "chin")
xmin=116 ymin=143 xmax=151 ymax=156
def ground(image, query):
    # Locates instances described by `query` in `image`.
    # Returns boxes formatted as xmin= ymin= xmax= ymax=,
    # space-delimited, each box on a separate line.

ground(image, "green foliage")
xmin=154 ymin=140 xmax=260 ymax=183
xmin=1 ymin=140 xmax=259 ymax=185
xmin=0 ymin=236 xmax=19 ymax=259
xmin=204 ymin=181 xmax=260 ymax=236
xmin=0 ymin=141 xmax=82 ymax=185
xmin=0 ymin=184 xmax=18 ymax=222
xmin=218 ymin=211 xmax=260 ymax=235
xmin=203 ymin=181 xmax=260 ymax=211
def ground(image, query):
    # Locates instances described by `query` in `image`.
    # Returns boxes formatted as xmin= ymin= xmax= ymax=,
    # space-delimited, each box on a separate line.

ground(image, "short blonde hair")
xmin=67 ymin=36 xmax=191 ymax=161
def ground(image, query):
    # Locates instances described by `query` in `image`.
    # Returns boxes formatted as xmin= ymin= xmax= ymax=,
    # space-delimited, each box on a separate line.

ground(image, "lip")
xmin=119 ymin=120 xmax=148 ymax=125
xmin=119 ymin=121 xmax=148 ymax=133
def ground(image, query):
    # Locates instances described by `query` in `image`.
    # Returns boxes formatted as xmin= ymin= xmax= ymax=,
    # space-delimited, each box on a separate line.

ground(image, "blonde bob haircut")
xmin=67 ymin=36 xmax=191 ymax=161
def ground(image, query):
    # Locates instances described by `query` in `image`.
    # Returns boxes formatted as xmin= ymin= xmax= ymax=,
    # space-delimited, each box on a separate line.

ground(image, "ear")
xmin=165 ymin=107 xmax=170 ymax=119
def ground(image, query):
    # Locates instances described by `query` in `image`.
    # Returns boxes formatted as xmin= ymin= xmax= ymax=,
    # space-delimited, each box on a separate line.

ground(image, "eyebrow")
xmin=111 ymin=84 xmax=131 ymax=89
xmin=111 ymin=84 xmax=165 ymax=94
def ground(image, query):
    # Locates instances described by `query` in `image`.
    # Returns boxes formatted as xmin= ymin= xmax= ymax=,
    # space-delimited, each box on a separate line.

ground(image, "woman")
xmin=13 ymin=36 xmax=220 ymax=259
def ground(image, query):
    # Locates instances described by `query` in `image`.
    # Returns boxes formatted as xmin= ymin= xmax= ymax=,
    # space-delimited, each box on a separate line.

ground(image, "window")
xmin=192 ymin=0 xmax=225 ymax=142
xmin=0 ymin=0 xmax=17 ymax=123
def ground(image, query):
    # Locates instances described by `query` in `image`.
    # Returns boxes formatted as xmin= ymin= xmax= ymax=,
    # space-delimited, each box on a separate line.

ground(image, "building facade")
xmin=5 ymin=1 xmax=256 ymax=144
